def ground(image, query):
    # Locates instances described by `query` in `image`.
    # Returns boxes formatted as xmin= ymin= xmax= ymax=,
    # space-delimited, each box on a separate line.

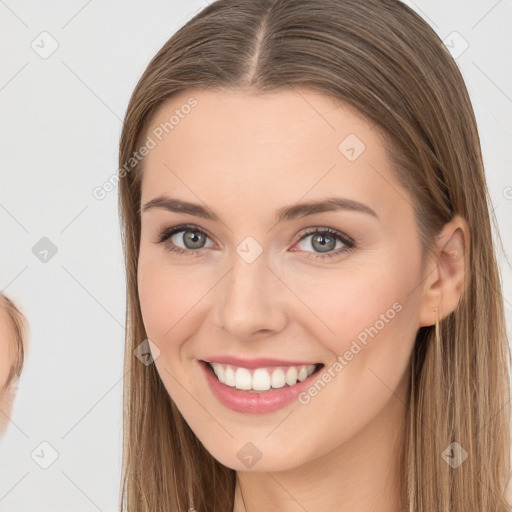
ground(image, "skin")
xmin=137 ymin=88 xmax=468 ymax=512
xmin=0 ymin=305 xmax=20 ymax=438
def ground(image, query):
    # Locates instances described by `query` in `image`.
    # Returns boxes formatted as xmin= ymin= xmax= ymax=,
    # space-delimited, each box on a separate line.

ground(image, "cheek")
xmin=137 ymin=261 xmax=167 ymax=341
xmin=137 ymin=252 xmax=211 ymax=356
xmin=137 ymin=245 xmax=184 ymax=329
xmin=288 ymin=255 xmax=422 ymax=364
xmin=137 ymin=256 xmax=212 ymax=425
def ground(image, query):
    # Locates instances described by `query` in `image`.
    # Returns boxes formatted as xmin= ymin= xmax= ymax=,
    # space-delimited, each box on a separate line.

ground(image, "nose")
xmin=214 ymin=250 xmax=288 ymax=340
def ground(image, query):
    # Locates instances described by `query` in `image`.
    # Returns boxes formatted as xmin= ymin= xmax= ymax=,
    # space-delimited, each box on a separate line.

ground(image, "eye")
xmin=292 ymin=227 xmax=355 ymax=261
xmin=154 ymin=224 xmax=214 ymax=256
xmin=154 ymin=224 xmax=356 ymax=261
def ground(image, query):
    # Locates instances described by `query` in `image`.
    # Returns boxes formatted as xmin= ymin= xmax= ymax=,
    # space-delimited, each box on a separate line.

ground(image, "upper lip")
xmin=200 ymin=356 xmax=321 ymax=369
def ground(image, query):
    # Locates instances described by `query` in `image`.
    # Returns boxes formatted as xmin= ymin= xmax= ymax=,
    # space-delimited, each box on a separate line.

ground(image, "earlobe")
xmin=418 ymin=215 xmax=469 ymax=327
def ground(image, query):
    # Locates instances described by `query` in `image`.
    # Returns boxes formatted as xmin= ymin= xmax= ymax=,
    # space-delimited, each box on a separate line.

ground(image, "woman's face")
xmin=137 ymin=88 xmax=429 ymax=471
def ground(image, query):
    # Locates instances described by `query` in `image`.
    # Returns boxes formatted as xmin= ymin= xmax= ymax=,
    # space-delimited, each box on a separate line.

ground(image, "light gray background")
xmin=0 ymin=1 xmax=511 ymax=510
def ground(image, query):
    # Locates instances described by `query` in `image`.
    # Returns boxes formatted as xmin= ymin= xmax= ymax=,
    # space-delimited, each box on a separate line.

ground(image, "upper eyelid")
xmin=157 ymin=223 xmax=211 ymax=243
xmin=298 ymin=226 xmax=353 ymax=243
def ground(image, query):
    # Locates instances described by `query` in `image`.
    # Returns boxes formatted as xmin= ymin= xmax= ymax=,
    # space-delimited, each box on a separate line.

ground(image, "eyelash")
xmin=154 ymin=223 xmax=356 ymax=261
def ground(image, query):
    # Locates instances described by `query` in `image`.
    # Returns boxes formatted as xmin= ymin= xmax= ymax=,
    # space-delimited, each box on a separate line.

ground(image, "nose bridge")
xmin=215 ymin=245 xmax=286 ymax=337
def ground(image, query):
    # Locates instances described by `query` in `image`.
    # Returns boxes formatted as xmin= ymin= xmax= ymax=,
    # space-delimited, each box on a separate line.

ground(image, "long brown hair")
xmin=117 ymin=1 xmax=511 ymax=510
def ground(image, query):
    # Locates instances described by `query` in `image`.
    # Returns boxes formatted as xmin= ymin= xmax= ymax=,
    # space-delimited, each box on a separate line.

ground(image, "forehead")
xmin=144 ymin=87 xmax=380 ymax=161
xmin=140 ymin=88 xmax=408 ymax=224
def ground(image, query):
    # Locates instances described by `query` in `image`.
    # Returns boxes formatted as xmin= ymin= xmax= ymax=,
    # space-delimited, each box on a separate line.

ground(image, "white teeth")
xmin=285 ymin=366 xmax=298 ymax=386
xmin=253 ymin=368 xmax=271 ymax=390
xmin=235 ymin=367 xmax=252 ymax=390
xmin=224 ymin=366 xmax=236 ymax=387
xmin=297 ymin=366 xmax=309 ymax=382
xmin=271 ymin=368 xmax=286 ymax=389
xmin=208 ymin=362 xmax=317 ymax=391
xmin=212 ymin=363 xmax=225 ymax=384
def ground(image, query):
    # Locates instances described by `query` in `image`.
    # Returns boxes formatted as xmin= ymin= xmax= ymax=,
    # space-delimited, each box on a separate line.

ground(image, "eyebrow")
xmin=141 ymin=195 xmax=378 ymax=223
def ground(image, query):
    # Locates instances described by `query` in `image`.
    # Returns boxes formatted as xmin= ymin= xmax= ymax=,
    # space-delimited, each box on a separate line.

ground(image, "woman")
xmin=117 ymin=0 xmax=511 ymax=510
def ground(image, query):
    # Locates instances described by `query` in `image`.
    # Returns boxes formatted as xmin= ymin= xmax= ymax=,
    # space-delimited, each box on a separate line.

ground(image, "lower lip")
xmin=198 ymin=360 xmax=321 ymax=414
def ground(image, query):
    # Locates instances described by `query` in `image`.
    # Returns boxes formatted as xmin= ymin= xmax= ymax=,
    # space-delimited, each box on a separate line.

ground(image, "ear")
xmin=418 ymin=214 xmax=470 ymax=327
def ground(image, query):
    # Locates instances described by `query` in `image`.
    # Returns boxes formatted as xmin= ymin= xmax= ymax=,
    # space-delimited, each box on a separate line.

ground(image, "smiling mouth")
xmin=203 ymin=361 xmax=324 ymax=393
